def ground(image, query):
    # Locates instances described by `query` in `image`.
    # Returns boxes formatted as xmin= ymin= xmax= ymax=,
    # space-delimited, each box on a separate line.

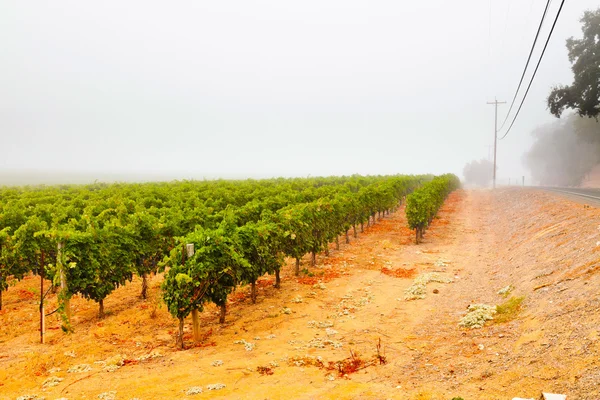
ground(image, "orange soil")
xmin=2 ymin=189 xmax=600 ymax=399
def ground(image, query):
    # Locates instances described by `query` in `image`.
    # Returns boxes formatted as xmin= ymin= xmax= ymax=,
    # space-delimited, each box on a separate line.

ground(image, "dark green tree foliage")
xmin=548 ymin=9 xmax=600 ymax=118
xmin=405 ymin=174 xmax=460 ymax=243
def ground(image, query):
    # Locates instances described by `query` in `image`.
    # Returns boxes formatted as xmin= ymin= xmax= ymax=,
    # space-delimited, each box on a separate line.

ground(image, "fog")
xmin=524 ymin=115 xmax=600 ymax=187
xmin=1 ymin=1 xmax=598 ymax=184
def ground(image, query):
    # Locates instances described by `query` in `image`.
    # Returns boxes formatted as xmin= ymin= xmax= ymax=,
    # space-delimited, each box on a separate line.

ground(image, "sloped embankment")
xmin=488 ymin=189 xmax=600 ymax=398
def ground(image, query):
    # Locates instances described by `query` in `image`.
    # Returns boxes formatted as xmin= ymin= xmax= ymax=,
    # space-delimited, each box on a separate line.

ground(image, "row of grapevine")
xmin=405 ymin=174 xmax=461 ymax=243
xmin=161 ymin=176 xmax=424 ymax=347
xmin=0 ymin=175 xmax=426 ymax=346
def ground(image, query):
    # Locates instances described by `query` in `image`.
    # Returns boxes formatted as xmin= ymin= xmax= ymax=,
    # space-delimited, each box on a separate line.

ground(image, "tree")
xmin=463 ymin=159 xmax=494 ymax=187
xmin=548 ymin=9 xmax=600 ymax=118
xmin=523 ymin=115 xmax=600 ymax=186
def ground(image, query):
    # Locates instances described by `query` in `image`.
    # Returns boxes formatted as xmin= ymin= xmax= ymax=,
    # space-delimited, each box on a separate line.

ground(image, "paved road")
xmin=536 ymin=186 xmax=600 ymax=207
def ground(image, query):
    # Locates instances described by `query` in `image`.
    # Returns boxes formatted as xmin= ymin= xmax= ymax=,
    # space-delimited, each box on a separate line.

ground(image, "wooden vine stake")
xmin=58 ymin=242 xmax=71 ymax=324
xmin=39 ymin=251 xmax=45 ymax=344
xmin=186 ymin=243 xmax=201 ymax=342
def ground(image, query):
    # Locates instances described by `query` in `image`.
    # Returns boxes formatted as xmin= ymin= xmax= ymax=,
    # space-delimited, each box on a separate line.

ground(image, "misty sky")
xmin=1 ymin=1 xmax=598 ymax=183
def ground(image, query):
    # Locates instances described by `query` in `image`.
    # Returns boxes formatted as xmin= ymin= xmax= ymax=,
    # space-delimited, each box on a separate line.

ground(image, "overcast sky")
xmin=1 ymin=0 xmax=597 ymax=183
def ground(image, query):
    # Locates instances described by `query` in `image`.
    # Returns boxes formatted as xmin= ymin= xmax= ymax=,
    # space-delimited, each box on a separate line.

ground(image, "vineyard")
xmin=0 ymin=174 xmax=459 ymax=349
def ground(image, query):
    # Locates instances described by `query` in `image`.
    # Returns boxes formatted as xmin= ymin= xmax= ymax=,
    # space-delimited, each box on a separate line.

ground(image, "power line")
xmin=499 ymin=0 xmax=565 ymax=140
xmin=498 ymin=0 xmax=553 ymax=131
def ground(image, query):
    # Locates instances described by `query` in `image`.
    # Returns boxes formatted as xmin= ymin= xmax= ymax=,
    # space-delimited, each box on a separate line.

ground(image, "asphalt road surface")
xmin=536 ymin=186 xmax=600 ymax=208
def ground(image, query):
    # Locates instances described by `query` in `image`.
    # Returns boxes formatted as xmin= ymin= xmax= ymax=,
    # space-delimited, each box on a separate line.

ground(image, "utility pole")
xmin=487 ymin=98 xmax=506 ymax=189
xmin=485 ymin=145 xmax=493 ymax=162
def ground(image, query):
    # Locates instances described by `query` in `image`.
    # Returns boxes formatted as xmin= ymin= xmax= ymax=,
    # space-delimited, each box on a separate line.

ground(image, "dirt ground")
xmin=2 ymin=188 xmax=600 ymax=399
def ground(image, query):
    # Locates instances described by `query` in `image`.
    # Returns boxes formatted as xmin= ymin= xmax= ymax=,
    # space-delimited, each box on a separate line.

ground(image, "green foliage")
xmin=161 ymin=226 xmax=248 ymax=321
xmin=237 ymin=220 xmax=283 ymax=286
xmin=0 ymin=174 xmax=439 ymax=333
xmin=548 ymin=8 xmax=600 ymax=118
xmin=495 ymin=296 xmax=525 ymax=323
xmin=405 ymin=174 xmax=460 ymax=240
xmin=0 ymin=228 xmax=18 ymax=293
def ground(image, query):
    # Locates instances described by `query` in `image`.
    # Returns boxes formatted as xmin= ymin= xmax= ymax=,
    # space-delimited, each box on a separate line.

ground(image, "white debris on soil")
xmin=102 ymin=354 xmax=125 ymax=372
xmin=307 ymin=320 xmax=334 ymax=329
xmin=41 ymin=376 xmax=63 ymax=388
xmin=135 ymin=351 xmax=163 ymax=362
xmin=313 ymin=283 xmax=327 ymax=290
xmin=211 ymin=360 xmax=223 ymax=367
xmin=331 ymin=288 xmax=375 ymax=318
xmin=459 ymin=304 xmax=497 ymax=329
xmin=281 ymin=307 xmax=292 ymax=315
xmin=63 ymin=351 xmax=76 ymax=358
xmin=206 ymin=383 xmax=226 ymax=390
xmin=405 ymin=273 xmax=453 ymax=300
xmin=292 ymin=296 xmax=303 ymax=303
xmin=266 ymin=334 xmax=276 ymax=339
xmin=234 ymin=339 xmax=255 ymax=351
xmin=541 ymin=394 xmax=567 ymax=400
xmin=286 ymin=355 xmax=326 ymax=369
xmin=306 ymin=337 xmax=343 ymax=349
xmin=325 ymin=328 xmax=338 ymax=336
xmin=67 ymin=364 xmax=92 ymax=373
xmin=434 ymin=259 xmax=451 ymax=268
xmin=97 ymin=391 xmax=116 ymax=400
xmin=185 ymin=386 xmax=203 ymax=395
xmin=498 ymin=285 xmax=514 ymax=297
xmin=404 ymin=283 xmax=427 ymax=300
xmin=16 ymin=395 xmax=45 ymax=400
